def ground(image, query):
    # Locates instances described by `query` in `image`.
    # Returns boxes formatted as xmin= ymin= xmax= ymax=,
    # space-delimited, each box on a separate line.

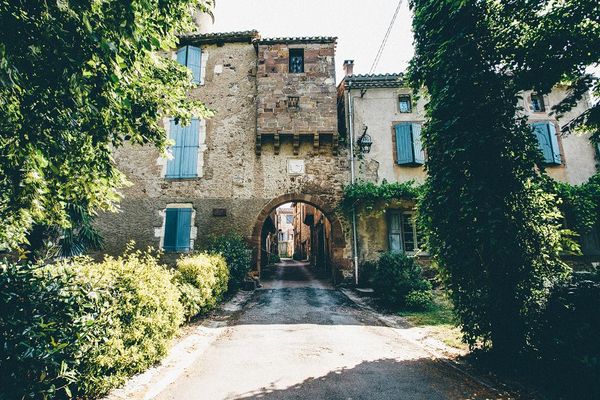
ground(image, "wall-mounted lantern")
xmin=357 ymin=126 xmax=373 ymax=154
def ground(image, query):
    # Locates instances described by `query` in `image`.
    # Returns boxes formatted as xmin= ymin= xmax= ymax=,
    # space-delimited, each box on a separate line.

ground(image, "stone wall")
xmin=256 ymin=42 xmax=337 ymax=134
xmin=95 ymin=38 xmax=352 ymax=277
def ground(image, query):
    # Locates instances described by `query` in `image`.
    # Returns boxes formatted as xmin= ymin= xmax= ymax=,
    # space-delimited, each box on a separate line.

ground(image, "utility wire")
xmin=369 ymin=0 xmax=404 ymax=74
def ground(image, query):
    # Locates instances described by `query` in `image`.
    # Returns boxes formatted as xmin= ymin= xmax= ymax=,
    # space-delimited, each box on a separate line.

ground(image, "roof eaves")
xmin=255 ymin=36 xmax=337 ymax=45
xmin=344 ymin=73 xmax=406 ymax=89
xmin=179 ymin=30 xmax=260 ymax=46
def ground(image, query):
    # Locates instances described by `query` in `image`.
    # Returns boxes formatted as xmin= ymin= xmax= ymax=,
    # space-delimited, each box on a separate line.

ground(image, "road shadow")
xmin=232 ymin=357 xmax=511 ymax=400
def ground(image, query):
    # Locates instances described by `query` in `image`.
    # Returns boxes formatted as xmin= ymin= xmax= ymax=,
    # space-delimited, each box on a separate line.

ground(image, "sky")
xmin=212 ymin=0 xmax=414 ymax=82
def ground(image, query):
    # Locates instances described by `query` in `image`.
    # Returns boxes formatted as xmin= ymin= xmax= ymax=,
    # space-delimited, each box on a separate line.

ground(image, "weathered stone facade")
xmin=95 ymin=32 xmax=352 ymax=280
xmin=255 ymin=38 xmax=338 ymax=156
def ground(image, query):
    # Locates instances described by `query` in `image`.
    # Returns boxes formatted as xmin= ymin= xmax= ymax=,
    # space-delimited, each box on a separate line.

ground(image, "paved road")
xmin=155 ymin=260 xmax=503 ymax=400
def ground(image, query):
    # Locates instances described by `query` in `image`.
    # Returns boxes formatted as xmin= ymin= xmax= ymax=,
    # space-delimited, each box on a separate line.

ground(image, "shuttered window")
xmin=176 ymin=45 xmax=202 ymax=84
xmin=531 ymin=122 xmax=561 ymax=165
xmin=395 ymin=123 xmax=424 ymax=165
xmin=166 ymin=119 xmax=200 ymax=179
xmin=388 ymin=210 xmax=419 ymax=253
xmin=163 ymin=208 xmax=193 ymax=252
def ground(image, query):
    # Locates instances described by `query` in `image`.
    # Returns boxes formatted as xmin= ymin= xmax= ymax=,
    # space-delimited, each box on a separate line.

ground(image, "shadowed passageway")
xmin=155 ymin=260 xmax=503 ymax=400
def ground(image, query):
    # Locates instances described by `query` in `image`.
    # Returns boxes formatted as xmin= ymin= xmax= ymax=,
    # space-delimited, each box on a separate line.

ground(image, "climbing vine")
xmin=339 ymin=180 xmax=423 ymax=216
xmin=552 ymin=173 xmax=600 ymax=239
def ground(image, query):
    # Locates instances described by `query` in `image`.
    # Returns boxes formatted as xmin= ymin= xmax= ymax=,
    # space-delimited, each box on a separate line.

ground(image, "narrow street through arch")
xmin=153 ymin=260 xmax=503 ymax=400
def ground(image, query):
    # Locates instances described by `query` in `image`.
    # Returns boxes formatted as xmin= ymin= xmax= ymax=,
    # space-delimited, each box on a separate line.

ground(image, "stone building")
xmin=95 ymin=30 xmax=352 ymax=282
xmin=337 ymin=60 xmax=600 ymax=264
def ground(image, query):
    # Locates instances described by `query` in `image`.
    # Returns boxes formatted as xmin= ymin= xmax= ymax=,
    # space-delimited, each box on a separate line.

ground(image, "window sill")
xmin=164 ymin=176 xmax=200 ymax=181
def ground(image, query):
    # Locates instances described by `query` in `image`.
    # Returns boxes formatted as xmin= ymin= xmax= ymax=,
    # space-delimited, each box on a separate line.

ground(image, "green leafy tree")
xmin=0 ymin=0 xmax=212 ymax=253
xmin=409 ymin=0 xmax=598 ymax=359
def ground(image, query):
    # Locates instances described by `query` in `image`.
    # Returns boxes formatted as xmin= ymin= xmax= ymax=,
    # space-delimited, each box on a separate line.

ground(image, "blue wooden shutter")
xmin=395 ymin=123 xmax=413 ymax=165
xmin=187 ymin=46 xmax=202 ymax=84
xmin=547 ymin=123 xmax=561 ymax=165
xmin=166 ymin=120 xmax=184 ymax=178
xmin=388 ymin=211 xmax=403 ymax=252
xmin=176 ymin=46 xmax=187 ymax=66
xmin=163 ymin=208 xmax=192 ymax=252
xmin=532 ymin=122 xmax=553 ymax=164
xmin=163 ymin=208 xmax=179 ymax=251
xmin=412 ymin=123 xmax=425 ymax=165
xmin=532 ymin=122 xmax=560 ymax=165
xmin=180 ymin=119 xmax=199 ymax=178
xmin=175 ymin=208 xmax=192 ymax=251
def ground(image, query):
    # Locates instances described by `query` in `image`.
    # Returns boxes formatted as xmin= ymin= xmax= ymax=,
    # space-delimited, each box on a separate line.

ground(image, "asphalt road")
xmin=155 ymin=260 xmax=504 ymax=400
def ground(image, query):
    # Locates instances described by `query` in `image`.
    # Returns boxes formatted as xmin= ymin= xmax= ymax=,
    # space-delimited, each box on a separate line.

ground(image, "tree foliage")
xmin=408 ymin=0 xmax=598 ymax=357
xmin=0 ymin=0 xmax=213 ymax=252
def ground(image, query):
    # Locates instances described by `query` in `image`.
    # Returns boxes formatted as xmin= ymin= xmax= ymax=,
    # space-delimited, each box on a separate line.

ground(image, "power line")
xmin=369 ymin=0 xmax=404 ymax=74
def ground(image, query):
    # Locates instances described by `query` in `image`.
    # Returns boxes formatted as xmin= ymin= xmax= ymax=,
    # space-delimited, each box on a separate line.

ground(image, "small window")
xmin=399 ymin=95 xmax=412 ymax=113
xmin=287 ymin=96 xmax=300 ymax=109
xmin=530 ymin=93 xmax=546 ymax=112
xmin=176 ymin=45 xmax=202 ymax=84
xmin=394 ymin=123 xmax=424 ymax=165
xmin=530 ymin=122 xmax=561 ymax=165
xmin=163 ymin=207 xmax=193 ymax=252
xmin=388 ymin=210 xmax=420 ymax=253
xmin=286 ymin=215 xmax=294 ymax=224
xmin=289 ymin=48 xmax=304 ymax=73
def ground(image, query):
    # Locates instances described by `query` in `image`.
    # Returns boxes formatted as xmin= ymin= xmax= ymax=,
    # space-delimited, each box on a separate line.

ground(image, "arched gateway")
xmin=250 ymin=193 xmax=348 ymax=283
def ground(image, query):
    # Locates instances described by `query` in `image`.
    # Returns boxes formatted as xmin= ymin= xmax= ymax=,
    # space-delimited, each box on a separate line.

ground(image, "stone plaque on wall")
xmin=287 ymin=159 xmax=305 ymax=175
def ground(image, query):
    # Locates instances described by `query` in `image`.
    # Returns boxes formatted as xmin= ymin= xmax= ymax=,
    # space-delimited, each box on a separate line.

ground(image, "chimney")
xmin=343 ymin=60 xmax=354 ymax=77
xmin=192 ymin=1 xmax=216 ymax=33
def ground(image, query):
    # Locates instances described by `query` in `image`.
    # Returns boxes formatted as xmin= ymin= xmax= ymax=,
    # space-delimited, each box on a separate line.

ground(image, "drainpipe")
xmin=348 ymin=89 xmax=359 ymax=286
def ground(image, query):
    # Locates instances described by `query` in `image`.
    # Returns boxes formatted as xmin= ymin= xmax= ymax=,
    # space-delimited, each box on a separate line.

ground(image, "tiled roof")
xmin=178 ymin=30 xmax=259 ymax=45
xmin=344 ymin=73 xmax=406 ymax=89
xmin=255 ymin=36 xmax=337 ymax=45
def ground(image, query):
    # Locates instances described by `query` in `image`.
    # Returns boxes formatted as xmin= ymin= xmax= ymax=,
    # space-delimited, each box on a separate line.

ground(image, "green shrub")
xmin=0 ymin=261 xmax=112 ymax=399
xmin=268 ymin=253 xmax=281 ymax=264
xmin=0 ymin=248 xmax=184 ymax=399
xmin=174 ymin=253 xmax=229 ymax=319
xmin=358 ymin=259 xmax=377 ymax=288
xmin=405 ymin=289 xmax=434 ymax=311
xmin=371 ymin=252 xmax=431 ymax=308
xmin=204 ymin=234 xmax=251 ymax=291
xmin=533 ymin=273 xmax=600 ymax=397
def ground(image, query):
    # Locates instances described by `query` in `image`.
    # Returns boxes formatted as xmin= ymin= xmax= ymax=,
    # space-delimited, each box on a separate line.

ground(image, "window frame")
xmin=176 ymin=45 xmax=202 ymax=84
xmin=165 ymin=118 xmax=201 ymax=180
xmin=392 ymin=122 xmax=425 ymax=166
xmin=387 ymin=210 xmax=420 ymax=254
xmin=529 ymin=93 xmax=546 ymax=113
xmin=398 ymin=95 xmax=412 ymax=113
xmin=161 ymin=205 xmax=195 ymax=253
xmin=530 ymin=120 xmax=562 ymax=166
xmin=288 ymin=48 xmax=305 ymax=74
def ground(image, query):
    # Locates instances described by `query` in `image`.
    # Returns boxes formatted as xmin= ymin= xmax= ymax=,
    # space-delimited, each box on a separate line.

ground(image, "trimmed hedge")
xmin=1 ymin=248 xmax=233 ymax=399
xmin=173 ymin=253 xmax=229 ymax=320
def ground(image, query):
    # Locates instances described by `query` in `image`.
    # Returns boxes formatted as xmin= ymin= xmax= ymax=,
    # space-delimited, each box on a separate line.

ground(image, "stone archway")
xmin=250 ymin=193 xmax=348 ymax=282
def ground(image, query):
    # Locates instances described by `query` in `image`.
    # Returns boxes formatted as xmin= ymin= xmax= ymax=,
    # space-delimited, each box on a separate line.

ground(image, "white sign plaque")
xmin=287 ymin=159 xmax=305 ymax=175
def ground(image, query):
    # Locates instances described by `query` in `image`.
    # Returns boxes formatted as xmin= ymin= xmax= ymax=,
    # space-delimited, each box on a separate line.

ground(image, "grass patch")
xmin=398 ymin=290 xmax=467 ymax=350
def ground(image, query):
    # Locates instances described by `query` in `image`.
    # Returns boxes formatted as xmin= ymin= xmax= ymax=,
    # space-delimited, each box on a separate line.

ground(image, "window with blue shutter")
xmin=531 ymin=122 xmax=561 ymax=165
xmin=166 ymin=118 xmax=200 ymax=179
xmin=163 ymin=208 xmax=193 ymax=252
xmin=176 ymin=45 xmax=202 ymax=84
xmin=395 ymin=123 xmax=424 ymax=165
